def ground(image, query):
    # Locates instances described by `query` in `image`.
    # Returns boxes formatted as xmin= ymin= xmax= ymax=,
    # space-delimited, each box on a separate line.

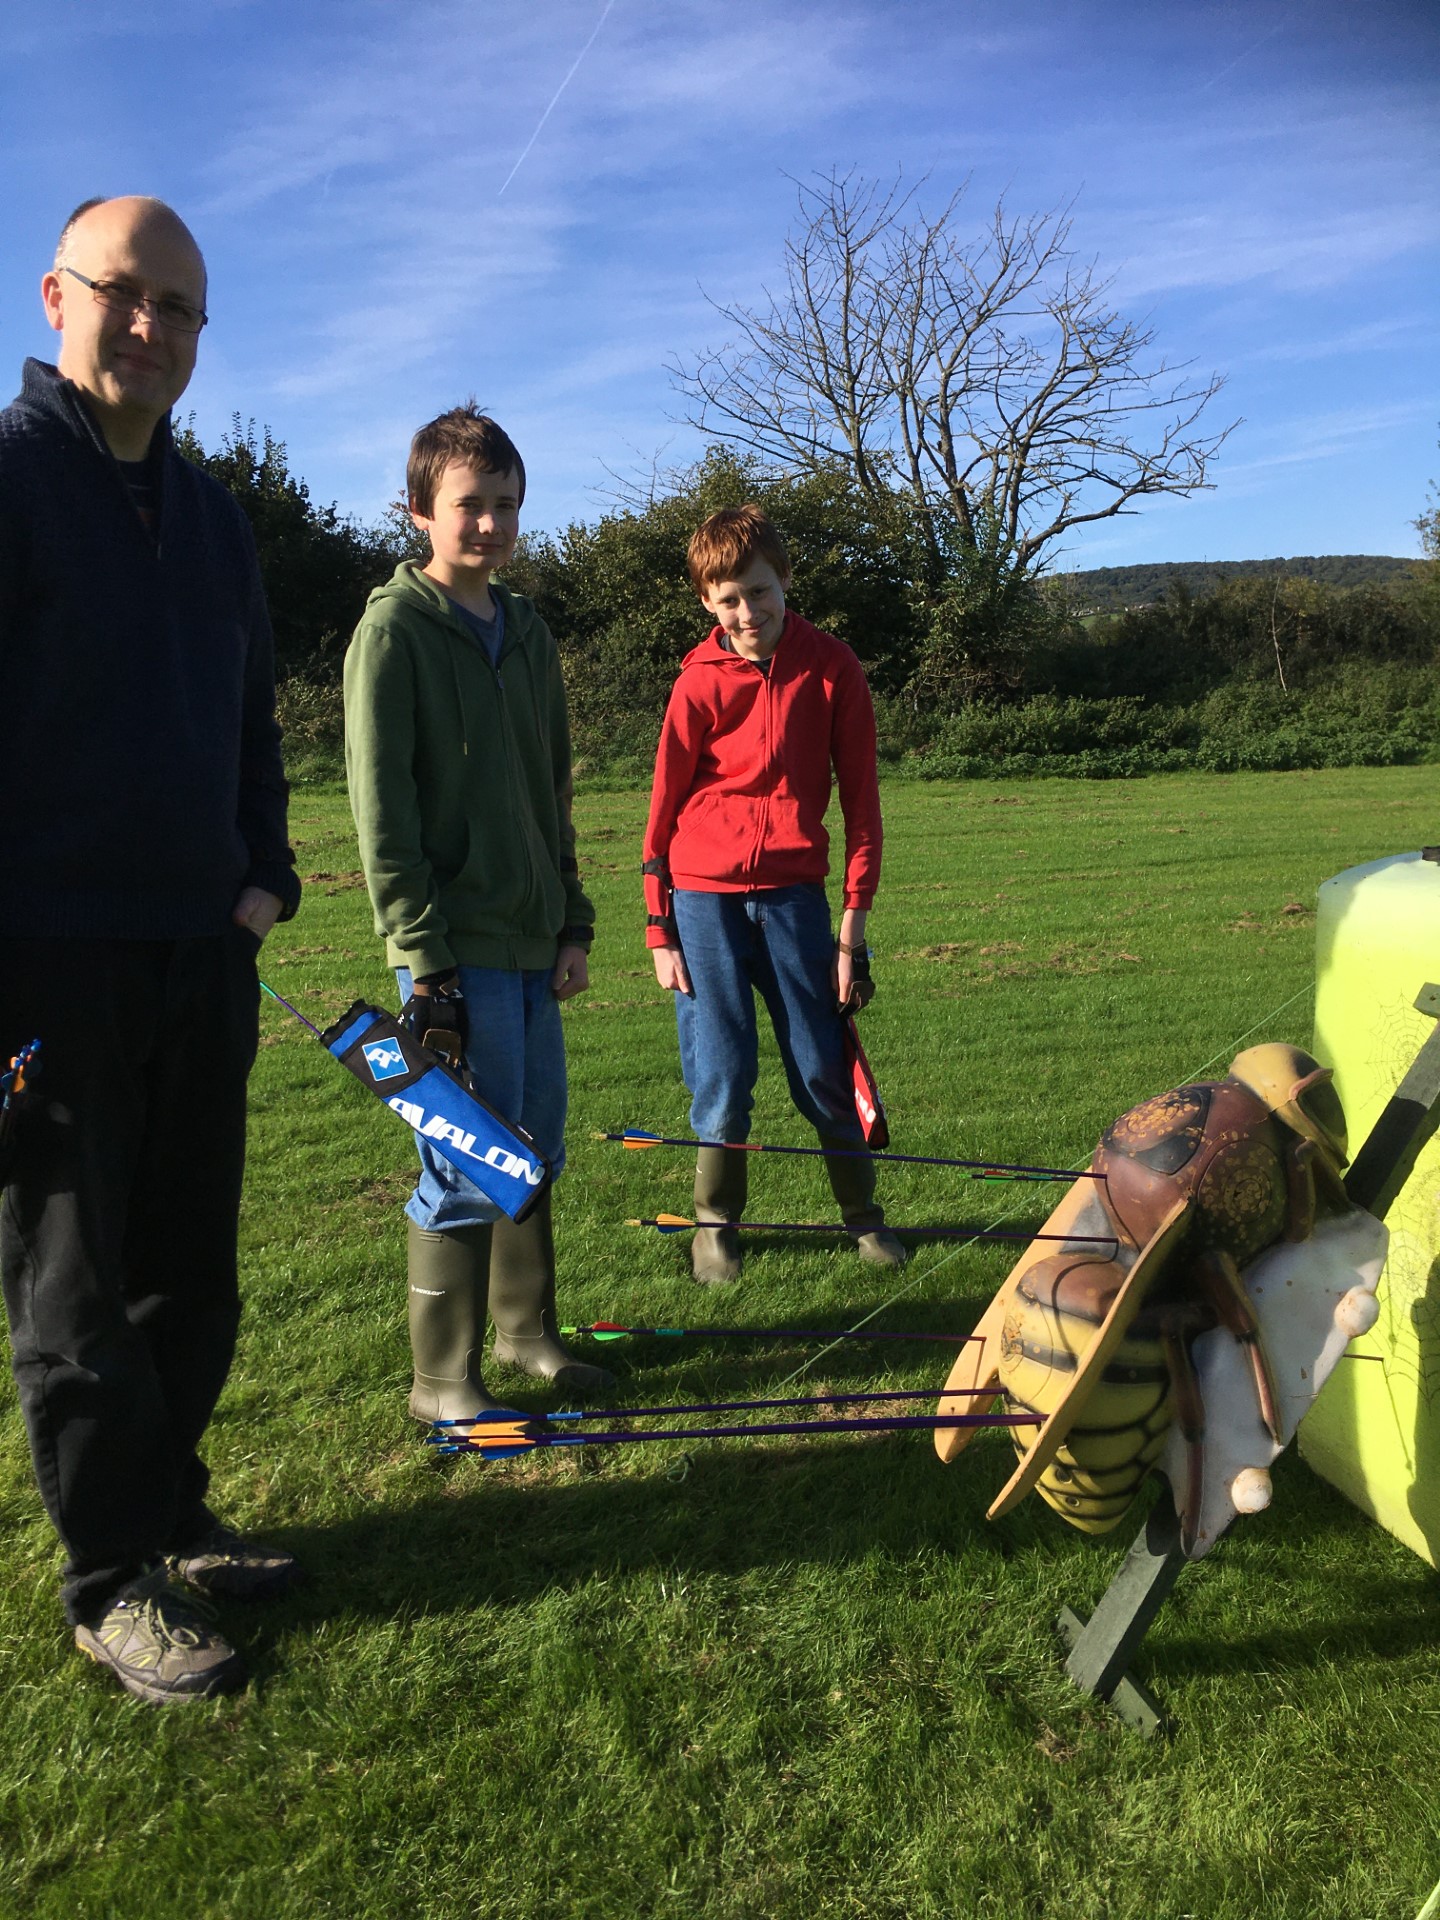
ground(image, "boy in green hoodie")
xmin=344 ymin=404 xmax=612 ymax=1419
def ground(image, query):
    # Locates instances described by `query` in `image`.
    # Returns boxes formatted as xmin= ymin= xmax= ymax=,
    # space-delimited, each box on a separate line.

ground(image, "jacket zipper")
xmin=459 ymin=616 xmax=541 ymax=956
xmin=744 ymin=655 xmax=775 ymax=882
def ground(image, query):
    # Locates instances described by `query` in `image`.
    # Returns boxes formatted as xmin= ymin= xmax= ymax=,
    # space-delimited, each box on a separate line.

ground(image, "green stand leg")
xmin=1055 ymin=1500 xmax=1183 ymax=1739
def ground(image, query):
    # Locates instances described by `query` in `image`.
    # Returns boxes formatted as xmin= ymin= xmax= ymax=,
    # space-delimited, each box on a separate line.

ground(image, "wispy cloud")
xmin=1235 ymin=314 xmax=1435 ymax=367
xmin=1219 ymin=401 xmax=1437 ymax=481
xmin=1109 ymin=200 xmax=1439 ymax=300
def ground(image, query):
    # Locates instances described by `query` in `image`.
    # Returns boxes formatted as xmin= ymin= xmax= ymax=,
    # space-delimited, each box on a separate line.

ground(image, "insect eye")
xmin=1297 ymin=1077 xmax=1347 ymax=1154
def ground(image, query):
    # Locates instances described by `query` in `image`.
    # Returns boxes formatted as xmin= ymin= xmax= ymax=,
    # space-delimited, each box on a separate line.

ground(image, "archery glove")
xmin=401 ymin=972 xmax=468 ymax=1069
xmin=838 ymin=946 xmax=875 ymax=1015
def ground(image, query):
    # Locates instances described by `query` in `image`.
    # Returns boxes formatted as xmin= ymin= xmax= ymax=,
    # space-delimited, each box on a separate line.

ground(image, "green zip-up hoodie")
xmin=344 ymin=562 xmax=594 ymax=976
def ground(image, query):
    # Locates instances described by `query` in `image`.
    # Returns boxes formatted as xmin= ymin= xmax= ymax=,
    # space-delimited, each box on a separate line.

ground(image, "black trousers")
xmin=0 ymin=930 xmax=259 ymax=1625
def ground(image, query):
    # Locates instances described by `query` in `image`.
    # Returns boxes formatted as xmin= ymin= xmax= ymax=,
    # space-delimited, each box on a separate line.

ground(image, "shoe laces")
xmin=122 ymin=1583 xmax=217 ymax=1650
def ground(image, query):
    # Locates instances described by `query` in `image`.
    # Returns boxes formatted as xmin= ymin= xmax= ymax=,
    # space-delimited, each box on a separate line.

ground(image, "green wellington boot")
xmin=488 ymin=1191 xmax=616 ymax=1396
xmin=692 ymin=1143 xmax=747 ymax=1284
xmin=406 ymin=1220 xmax=506 ymax=1423
xmin=820 ymin=1135 xmax=909 ymax=1267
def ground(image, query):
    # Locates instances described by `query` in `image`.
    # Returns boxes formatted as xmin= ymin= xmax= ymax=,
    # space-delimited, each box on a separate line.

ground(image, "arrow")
xmin=260 ymin=979 xmax=327 ymax=1037
xmin=628 ymin=1213 xmax=1120 ymax=1252
xmin=560 ymin=1320 xmax=978 ymax=1345
xmin=429 ymin=1406 xmax=1038 ymax=1461
xmin=433 ymin=1383 xmax=1003 ymax=1429
xmin=600 ymin=1127 xmax=1098 ymax=1184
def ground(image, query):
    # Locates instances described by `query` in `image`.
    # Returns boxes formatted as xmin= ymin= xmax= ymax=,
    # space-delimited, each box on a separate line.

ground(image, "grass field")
xmin=3 ymin=767 xmax=1439 ymax=1920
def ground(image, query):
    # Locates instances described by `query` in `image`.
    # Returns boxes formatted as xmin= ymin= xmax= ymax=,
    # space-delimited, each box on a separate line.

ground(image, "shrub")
xmin=277 ymin=677 xmax=345 ymax=784
xmin=177 ymin=417 xmax=404 ymax=684
xmin=885 ymin=663 xmax=1440 ymax=780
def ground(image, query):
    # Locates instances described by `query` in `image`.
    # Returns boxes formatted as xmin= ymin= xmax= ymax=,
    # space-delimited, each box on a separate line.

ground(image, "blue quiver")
xmin=320 ymin=1001 xmax=551 ymax=1221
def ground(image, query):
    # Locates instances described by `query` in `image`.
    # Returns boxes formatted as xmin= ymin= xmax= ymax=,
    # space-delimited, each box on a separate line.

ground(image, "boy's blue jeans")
xmin=671 ymin=884 xmax=863 ymax=1146
xmin=396 ymin=964 xmax=567 ymax=1230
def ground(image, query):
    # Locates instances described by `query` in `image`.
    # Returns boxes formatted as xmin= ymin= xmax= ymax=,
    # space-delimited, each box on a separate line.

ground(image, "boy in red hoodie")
xmin=643 ymin=504 xmax=906 ymax=1282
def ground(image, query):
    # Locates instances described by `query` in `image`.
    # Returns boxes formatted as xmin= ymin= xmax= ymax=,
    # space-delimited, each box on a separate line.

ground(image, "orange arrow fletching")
xmin=426 ymin=1409 xmax=561 ymax=1457
xmin=436 ymin=1419 xmax=534 ymax=1448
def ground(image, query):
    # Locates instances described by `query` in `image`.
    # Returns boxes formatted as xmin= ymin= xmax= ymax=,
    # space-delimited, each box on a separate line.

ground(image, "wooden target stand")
xmin=1054 ymin=984 xmax=1440 ymax=1738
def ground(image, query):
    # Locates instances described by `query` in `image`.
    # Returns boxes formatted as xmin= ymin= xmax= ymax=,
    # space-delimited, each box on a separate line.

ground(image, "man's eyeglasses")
xmin=62 ymin=267 xmax=208 ymax=335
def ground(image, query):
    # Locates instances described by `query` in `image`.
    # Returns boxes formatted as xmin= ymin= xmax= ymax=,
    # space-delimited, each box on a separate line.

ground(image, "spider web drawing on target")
xmin=1361 ymin=994 xmax=1440 ymax=1408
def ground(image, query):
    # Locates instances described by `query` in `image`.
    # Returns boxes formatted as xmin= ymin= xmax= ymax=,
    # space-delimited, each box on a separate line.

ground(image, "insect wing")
xmin=986 ymin=1194 xmax=1193 ymax=1519
xmin=935 ymin=1174 xmax=1096 ymax=1465
xmin=934 ymin=1291 xmax=1008 ymax=1461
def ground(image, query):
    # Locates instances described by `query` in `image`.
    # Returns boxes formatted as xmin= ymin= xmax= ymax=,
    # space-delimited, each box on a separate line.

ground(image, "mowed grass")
xmin=3 ymin=766 xmax=1440 ymax=1920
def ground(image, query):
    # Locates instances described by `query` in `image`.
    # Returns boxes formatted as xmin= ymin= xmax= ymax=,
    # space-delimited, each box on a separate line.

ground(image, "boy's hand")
xmin=652 ymin=946 xmax=692 ymax=996
xmin=834 ymin=906 xmax=872 ymax=1013
xmin=401 ymin=971 xmax=468 ymax=1066
xmin=834 ymin=943 xmax=875 ymax=1014
xmin=552 ymin=944 xmax=590 ymax=1002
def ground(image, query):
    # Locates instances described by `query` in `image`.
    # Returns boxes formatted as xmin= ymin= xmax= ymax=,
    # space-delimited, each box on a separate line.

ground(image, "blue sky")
xmin=2 ymin=0 xmax=1436 ymax=569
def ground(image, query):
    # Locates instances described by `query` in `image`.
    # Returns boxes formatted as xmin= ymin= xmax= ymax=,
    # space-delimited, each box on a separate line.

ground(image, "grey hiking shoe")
xmin=75 ymin=1569 xmax=247 ymax=1704
xmin=168 ymin=1522 xmax=299 ymax=1601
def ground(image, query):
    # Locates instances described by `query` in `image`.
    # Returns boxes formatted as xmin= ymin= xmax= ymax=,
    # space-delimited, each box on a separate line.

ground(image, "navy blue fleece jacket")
xmin=0 ymin=359 xmax=298 ymax=939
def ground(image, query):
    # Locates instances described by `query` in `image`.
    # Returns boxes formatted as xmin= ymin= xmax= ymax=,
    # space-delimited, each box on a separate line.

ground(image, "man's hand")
xmin=552 ymin=944 xmax=590 ymax=1002
xmin=232 ymin=886 xmax=284 ymax=943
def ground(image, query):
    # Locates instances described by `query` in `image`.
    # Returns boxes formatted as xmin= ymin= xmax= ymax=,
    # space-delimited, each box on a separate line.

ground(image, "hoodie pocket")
xmin=672 ymin=790 xmax=765 ymax=885
xmin=440 ymin=818 xmax=563 ymax=939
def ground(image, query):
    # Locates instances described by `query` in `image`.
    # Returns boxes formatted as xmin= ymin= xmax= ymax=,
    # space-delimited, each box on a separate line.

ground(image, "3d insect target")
xmin=935 ymin=1042 xmax=1387 ymax=1558
xmin=580 ymin=1048 xmax=1384 ymax=1536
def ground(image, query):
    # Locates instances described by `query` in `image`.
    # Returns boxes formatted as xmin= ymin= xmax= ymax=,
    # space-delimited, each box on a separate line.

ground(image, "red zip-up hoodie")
xmin=642 ymin=612 xmax=882 ymax=947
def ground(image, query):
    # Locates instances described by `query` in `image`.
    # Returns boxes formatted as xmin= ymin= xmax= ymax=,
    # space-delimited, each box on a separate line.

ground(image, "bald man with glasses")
xmin=0 ymin=196 xmax=302 ymax=1703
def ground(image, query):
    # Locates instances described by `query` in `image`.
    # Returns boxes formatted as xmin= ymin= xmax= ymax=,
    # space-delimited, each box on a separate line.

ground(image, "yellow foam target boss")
xmin=1301 ymin=852 xmax=1440 ymax=1568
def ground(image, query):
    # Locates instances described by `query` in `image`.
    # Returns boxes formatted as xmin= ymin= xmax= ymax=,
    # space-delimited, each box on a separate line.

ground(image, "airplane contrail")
xmin=499 ymin=0 xmax=617 ymax=197
xmin=1193 ymin=10 xmax=1290 ymax=95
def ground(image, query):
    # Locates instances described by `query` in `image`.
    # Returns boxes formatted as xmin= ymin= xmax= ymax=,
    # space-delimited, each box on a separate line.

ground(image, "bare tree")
xmin=671 ymin=171 xmax=1236 ymax=577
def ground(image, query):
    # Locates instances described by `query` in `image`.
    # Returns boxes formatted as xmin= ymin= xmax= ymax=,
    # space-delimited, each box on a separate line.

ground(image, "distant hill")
xmin=1058 ymin=555 xmax=1418 ymax=614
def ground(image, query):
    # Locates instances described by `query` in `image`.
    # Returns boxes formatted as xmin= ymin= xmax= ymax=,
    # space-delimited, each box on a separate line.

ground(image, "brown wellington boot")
xmin=406 ymin=1220 xmax=507 ymax=1423
xmin=692 ymin=1144 xmax=747 ymax=1284
xmin=819 ymin=1135 xmax=908 ymax=1267
xmin=488 ymin=1191 xmax=615 ymax=1397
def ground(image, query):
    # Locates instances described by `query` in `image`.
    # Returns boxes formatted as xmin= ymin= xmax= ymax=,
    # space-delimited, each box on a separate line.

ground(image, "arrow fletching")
xmin=573 ymin=1320 xmax=641 ymax=1341
xmin=427 ymin=1409 xmax=584 ymax=1461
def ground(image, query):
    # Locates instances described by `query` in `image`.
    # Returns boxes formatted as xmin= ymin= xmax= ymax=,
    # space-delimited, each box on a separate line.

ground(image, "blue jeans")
xmin=672 ymin=885 xmax=861 ymax=1146
xmin=396 ymin=964 xmax=567 ymax=1230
